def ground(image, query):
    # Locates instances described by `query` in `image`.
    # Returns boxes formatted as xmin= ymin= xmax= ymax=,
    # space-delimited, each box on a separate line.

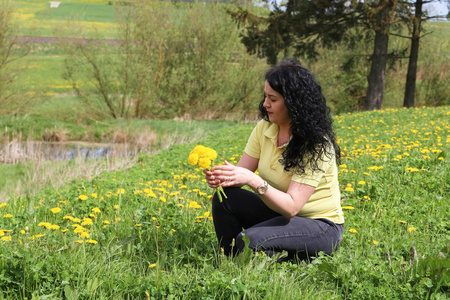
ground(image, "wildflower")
xmin=136 ymin=224 xmax=142 ymax=227
xmin=61 ymin=229 xmax=69 ymax=233
xmin=50 ymin=207 xmax=61 ymax=214
xmin=342 ymin=206 xmax=355 ymax=210
xmin=116 ymin=188 xmax=125 ymax=195
xmin=49 ymin=224 xmax=60 ymax=230
xmin=188 ymin=145 xmax=226 ymax=201
xmin=188 ymin=201 xmax=202 ymax=209
xmin=398 ymin=220 xmax=407 ymax=224
xmin=80 ymin=232 xmax=89 ymax=239
xmin=103 ymin=220 xmax=110 ymax=224
xmin=1 ymin=236 xmax=12 ymax=241
xmin=86 ymin=239 xmax=98 ymax=244
xmin=372 ymin=240 xmax=379 ymax=245
xmin=0 ymin=230 xmax=10 ymax=236
xmin=408 ymin=227 xmax=416 ymax=232
xmin=81 ymin=218 xmax=93 ymax=226
xmin=92 ymin=207 xmax=101 ymax=213
xmin=3 ymin=214 xmax=12 ymax=218
xmin=91 ymin=193 xmax=98 ymax=198
xmin=149 ymin=264 xmax=156 ymax=268
xmin=348 ymin=228 xmax=357 ymax=233
xmin=344 ymin=187 xmax=354 ymax=192
xmin=363 ymin=196 xmax=371 ymax=200
xmin=76 ymin=240 xmax=83 ymax=244
xmin=160 ymin=196 xmax=167 ymax=203
xmin=63 ymin=216 xmax=74 ymax=221
xmin=31 ymin=234 xmax=45 ymax=239
xmin=79 ymin=195 xmax=88 ymax=201
xmin=358 ymin=181 xmax=366 ymax=185
xmin=0 ymin=203 xmax=8 ymax=209
xmin=38 ymin=222 xmax=52 ymax=228
xmin=114 ymin=205 xmax=119 ymax=210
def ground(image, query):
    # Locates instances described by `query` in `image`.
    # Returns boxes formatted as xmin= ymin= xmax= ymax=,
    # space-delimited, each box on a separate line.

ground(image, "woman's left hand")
xmin=211 ymin=161 xmax=254 ymax=188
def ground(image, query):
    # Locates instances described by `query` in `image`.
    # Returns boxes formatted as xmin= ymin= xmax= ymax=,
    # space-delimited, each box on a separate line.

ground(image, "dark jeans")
xmin=212 ymin=187 xmax=344 ymax=260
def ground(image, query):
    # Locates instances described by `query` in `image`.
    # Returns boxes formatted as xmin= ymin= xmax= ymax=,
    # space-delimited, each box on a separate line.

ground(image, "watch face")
xmin=258 ymin=185 xmax=267 ymax=195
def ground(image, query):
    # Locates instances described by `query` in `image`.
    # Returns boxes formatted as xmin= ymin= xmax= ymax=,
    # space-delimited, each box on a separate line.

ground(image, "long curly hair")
xmin=260 ymin=58 xmax=340 ymax=174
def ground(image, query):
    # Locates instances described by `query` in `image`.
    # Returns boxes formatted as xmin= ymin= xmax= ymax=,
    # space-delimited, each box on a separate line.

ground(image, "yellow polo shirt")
xmin=244 ymin=120 xmax=344 ymax=224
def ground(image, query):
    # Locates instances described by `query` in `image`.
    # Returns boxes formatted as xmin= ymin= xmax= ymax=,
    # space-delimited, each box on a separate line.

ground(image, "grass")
xmin=0 ymin=118 xmax=245 ymax=200
xmin=0 ymin=106 xmax=448 ymax=298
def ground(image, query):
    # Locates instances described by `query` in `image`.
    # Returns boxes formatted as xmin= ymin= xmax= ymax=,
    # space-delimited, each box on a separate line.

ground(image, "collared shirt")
xmin=244 ymin=120 xmax=344 ymax=224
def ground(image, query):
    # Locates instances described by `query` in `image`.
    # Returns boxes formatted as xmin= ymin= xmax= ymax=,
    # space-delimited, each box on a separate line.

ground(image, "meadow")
xmin=0 ymin=106 xmax=449 ymax=299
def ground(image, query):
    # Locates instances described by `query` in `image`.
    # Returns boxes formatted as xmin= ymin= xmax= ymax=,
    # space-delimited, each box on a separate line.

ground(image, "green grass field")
xmin=0 ymin=106 xmax=448 ymax=298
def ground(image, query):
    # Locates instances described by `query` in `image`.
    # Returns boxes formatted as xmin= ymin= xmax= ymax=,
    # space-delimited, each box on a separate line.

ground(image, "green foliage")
xmin=0 ymin=106 xmax=449 ymax=298
xmin=61 ymin=0 xmax=264 ymax=119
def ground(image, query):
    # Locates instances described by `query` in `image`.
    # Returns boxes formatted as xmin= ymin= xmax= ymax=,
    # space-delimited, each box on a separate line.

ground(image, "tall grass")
xmin=0 ymin=106 xmax=448 ymax=298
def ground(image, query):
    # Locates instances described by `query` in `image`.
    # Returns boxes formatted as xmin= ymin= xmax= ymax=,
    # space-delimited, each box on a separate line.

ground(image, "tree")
xmin=228 ymin=0 xmax=402 ymax=110
xmin=402 ymin=0 xmax=449 ymax=108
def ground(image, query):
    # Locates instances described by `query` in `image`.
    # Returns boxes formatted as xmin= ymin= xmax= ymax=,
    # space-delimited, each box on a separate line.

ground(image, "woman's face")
xmin=263 ymin=80 xmax=291 ymax=127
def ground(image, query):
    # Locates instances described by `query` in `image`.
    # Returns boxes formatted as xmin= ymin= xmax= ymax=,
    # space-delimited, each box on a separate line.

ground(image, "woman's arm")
xmin=210 ymin=158 xmax=315 ymax=219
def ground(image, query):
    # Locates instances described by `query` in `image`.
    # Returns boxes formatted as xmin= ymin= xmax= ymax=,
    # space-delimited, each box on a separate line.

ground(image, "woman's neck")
xmin=277 ymin=124 xmax=292 ymax=147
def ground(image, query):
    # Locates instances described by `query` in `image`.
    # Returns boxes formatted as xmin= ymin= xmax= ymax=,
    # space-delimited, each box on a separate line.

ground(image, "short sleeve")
xmin=291 ymin=154 xmax=334 ymax=188
xmin=244 ymin=121 xmax=265 ymax=159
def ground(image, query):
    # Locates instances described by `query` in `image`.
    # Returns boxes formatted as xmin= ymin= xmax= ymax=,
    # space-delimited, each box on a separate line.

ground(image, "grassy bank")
xmin=0 ymin=106 xmax=448 ymax=298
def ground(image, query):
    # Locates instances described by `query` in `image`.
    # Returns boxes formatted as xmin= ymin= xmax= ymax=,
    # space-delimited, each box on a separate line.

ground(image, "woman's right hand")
xmin=203 ymin=168 xmax=221 ymax=188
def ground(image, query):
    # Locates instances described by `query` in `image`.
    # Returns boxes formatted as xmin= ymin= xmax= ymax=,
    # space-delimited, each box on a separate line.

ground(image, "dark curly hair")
xmin=260 ymin=58 xmax=341 ymax=174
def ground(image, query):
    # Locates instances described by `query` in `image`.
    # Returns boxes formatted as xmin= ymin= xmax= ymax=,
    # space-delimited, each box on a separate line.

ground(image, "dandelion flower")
xmin=1 ymin=236 xmax=12 ymax=241
xmin=348 ymin=228 xmax=357 ymax=233
xmin=372 ymin=240 xmax=379 ymax=245
xmin=80 ymin=232 xmax=89 ymax=239
xmin=408 ymin=227 xmax=416 ymax=232
xmin=344 ymin=187 xmax=354 ymax=192
xmin=149 ymin=263 xmax=156 ymax=268
xmin=91 ymin=193 xmax=98 ymax=198
xmin=398 ymin=220 xmax=407 ymax=224
xmin=92 ymin=207 xmax=101 ymax=213
xmin=0 ymin=203 xmax=8 ymax=209
xmin=86 ymin=239 xmax=98 ymax=244
xmin=79 ymin=195 xmax=88 ymax=201
xmin=50 ymin=207 xmax=61 ymax=214
xmin=342 ymin=206 xmax=355 ymax=210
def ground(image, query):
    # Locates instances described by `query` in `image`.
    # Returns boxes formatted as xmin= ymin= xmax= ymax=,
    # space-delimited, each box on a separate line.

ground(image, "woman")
xmin=204 ymin=59 xmax=344 ymax=260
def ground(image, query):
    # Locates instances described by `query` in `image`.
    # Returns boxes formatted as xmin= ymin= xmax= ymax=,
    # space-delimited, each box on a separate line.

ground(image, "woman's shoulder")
xmin=253 ymin=119 xmax=271 ymax=130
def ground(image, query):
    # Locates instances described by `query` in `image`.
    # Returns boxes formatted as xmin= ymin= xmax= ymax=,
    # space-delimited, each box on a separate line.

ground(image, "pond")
xmin=0 ymin=139 xmax=139 ymax=164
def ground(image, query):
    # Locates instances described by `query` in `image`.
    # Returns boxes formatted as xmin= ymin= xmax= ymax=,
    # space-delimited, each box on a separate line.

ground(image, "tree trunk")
xmin=365 ymin=0 xmax=394 ymax=111
xmin=403 ymin=0 xmax=423 ymax=108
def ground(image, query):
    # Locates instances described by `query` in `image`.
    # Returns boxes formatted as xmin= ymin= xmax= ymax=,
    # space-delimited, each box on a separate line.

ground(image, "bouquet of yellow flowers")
xmin=188 ymin=145 xmax=227 ymax=202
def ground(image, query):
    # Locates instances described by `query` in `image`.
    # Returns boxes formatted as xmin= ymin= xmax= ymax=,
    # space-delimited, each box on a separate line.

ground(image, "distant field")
xmin=12 ymin=0 xmax=118 ymax=37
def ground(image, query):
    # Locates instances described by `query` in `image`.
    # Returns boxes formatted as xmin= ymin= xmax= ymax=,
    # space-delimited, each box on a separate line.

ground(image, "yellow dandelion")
xmin=1 ymin=236 xmax=12 ymax=241
xmin=160 ymin=196 xmax=167 ymax=203
xmin=114 ymin=205 xmax=119 ymax=210
xmin=0 ymin=203 xmax=8 ymax=209
xmin=79 ymin=195 xmax=88 ymax=201
xmin=348 ymin=228 xmax=357 ymax=233
xmin=38 ymin=222 xmax=52 ymax=228
xmin=49 ymin=224 xmax=60 ymax=230
xmin=408 ymin=227 xmax=416 ymax=232
xmin=398 ymin=220 xmax=407 ymax=224
xmin=92 ymin=207 xmax=101 ymax=213
xmin=342 ymin=206 xmax=355 ymax=210
xmin=76 ymin=240 xmax=84 ymax=244
xmin=116 ymin=188 xmax=125 ymax=194
xmin=358 ymin=181 xmax=366 ymax=185
xmin=86 ymin=239 xmax=98 ymax=244
xmin=80 ymin=232 xmax=90 ymax=239
xmin=91 ymin=193 xmax=98 ymax=198
xmin=50 ymin=207 xmax=62 ymax=214
xmin=149 ymin=263 xmax=156 ymax=268
xmin=3 ymin=214 xmax=12 ymax=218
xmin=31 ymin=234 xmax=45 ymax=239
xmin=103 ymin=220 xmax=110 ymax=224
xmin=136 ymin=224 xmax=142 ymax=227
xmin=373 ymin=240 xmax=379 ymax=245
xmin=344 ymin=187 xmax=355 ymax=192
xmin=61 ymin=229 xmax=69 ymax=233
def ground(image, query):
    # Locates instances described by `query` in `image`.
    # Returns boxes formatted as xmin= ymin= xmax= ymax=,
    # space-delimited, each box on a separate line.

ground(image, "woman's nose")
xmin=263 ymin=97 xmax=270 ymax=107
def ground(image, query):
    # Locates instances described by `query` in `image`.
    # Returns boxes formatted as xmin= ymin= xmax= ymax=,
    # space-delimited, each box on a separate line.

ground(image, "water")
xmin=0 ymin=140 xmax=139 ymax=164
